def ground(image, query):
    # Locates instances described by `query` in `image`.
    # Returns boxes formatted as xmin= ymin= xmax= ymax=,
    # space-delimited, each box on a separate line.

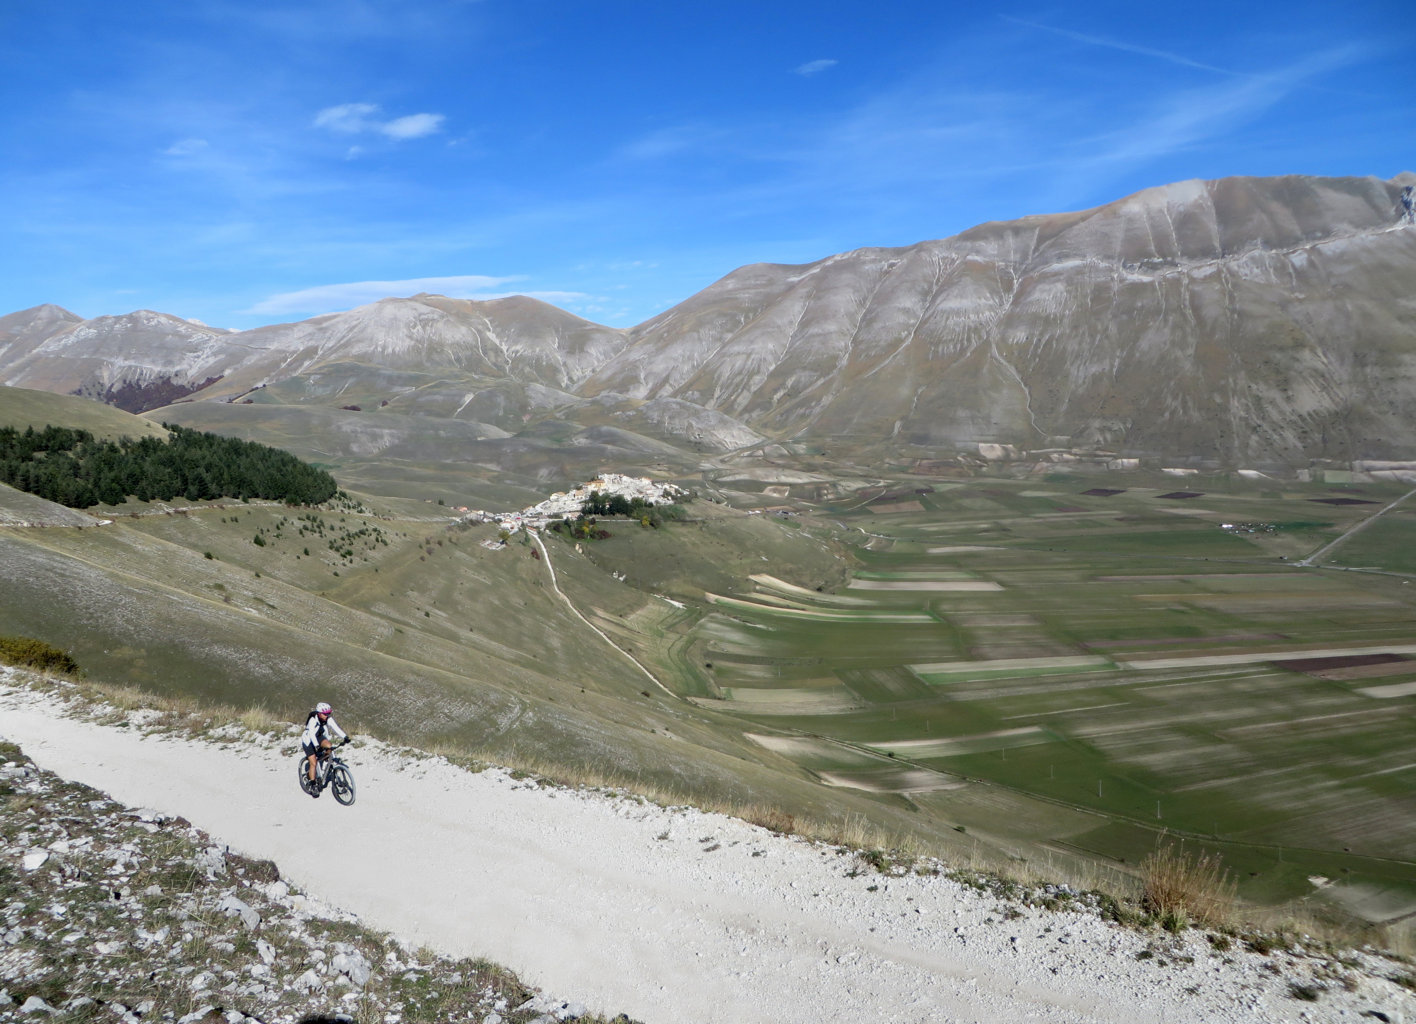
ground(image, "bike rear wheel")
xmin=330 ymin=764 xmax=356 ymax=805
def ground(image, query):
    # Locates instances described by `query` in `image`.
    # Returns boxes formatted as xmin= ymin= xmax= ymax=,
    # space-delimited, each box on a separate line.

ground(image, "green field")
xmin=666 ymin=475 xmax=1416 ymax=927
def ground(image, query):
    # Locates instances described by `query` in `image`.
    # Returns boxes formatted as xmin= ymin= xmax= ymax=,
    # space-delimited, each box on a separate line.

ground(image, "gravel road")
xmin=2 ymin=678 xmax=1411 ymax=1024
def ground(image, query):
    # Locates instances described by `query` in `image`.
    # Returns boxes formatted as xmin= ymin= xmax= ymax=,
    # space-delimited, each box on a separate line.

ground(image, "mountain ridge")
xmin=4 ymin=172 xmax=1415 ymax=466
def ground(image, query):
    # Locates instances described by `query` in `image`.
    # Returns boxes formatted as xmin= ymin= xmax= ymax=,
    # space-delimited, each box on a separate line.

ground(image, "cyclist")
xmin=301 ymin=701 xmax=348 ymax=796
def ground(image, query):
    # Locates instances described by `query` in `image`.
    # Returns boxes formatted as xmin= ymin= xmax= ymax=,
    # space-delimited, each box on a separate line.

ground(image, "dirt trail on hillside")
xmin=2 ymin=680 xmax=1410 ymax=1024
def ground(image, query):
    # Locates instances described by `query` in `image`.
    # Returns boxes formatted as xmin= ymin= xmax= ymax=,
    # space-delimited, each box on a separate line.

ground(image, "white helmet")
xmin=316 ymin=702 xmax=332 ymax=716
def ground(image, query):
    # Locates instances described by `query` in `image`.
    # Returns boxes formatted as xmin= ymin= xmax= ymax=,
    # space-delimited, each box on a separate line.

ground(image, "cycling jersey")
xmin=301 ymin=712 xmax=347 ymax=752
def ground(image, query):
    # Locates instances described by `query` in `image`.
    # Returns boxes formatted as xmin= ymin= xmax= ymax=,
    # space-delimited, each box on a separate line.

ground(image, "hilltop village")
xmin=461 ymin=473 xmax=688 ymax=532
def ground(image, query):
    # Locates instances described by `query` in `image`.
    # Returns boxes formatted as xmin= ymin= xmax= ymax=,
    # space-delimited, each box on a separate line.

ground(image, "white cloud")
xmin=313 ymin=103 xmax=445 ymax=140
xmin=313 ymin=103 xmax=380 ymax=133
xmin=244 ymin=275 xmax=589 ymax=316
xmin=163 ymin=138 xmax=210 ymax=157
xmin=381 ymin=113 xmax=445 ymax=139
xmin=617 ymin=124 xmax=706 ymax=161
xmin=794 ymin=59 xmax=838 ymax=77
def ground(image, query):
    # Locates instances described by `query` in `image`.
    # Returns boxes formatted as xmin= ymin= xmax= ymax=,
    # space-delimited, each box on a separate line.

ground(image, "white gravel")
xmin=1 ymin=678 xmax=1411 ymax=1024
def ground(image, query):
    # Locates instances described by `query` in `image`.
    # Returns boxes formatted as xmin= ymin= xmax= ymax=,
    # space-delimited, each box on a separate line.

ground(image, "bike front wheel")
xmin=330 ymin=764 xmax=356 ymax=806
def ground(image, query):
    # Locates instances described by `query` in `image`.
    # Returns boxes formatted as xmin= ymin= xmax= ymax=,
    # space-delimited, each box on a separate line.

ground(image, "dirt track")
xmin=2 ymin=677 xmax=1411 ymax=1024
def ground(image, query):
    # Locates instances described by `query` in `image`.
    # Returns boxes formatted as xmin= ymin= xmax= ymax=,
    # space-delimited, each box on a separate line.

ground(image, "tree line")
xmin=0 ymin=424 xmax=338 ymax=508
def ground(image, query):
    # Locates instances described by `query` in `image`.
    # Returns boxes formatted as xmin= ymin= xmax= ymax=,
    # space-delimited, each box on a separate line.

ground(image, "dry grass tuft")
xmin=237 ymin=703 xmax=283 ymax=734
xmin=742 ymin=804 xmax=797 ymax=835
xmin=1140 ymin=840 xmax=1236 ymax=930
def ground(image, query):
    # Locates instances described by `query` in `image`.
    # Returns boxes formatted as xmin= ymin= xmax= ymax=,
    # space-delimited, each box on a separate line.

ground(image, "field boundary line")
xmin=1298 ymin=484 xmax=1416 ymax=566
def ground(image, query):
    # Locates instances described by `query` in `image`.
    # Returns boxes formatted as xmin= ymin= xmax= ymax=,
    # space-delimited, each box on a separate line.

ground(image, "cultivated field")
xmin=668 ymin=474 xmax=1416 ymax=932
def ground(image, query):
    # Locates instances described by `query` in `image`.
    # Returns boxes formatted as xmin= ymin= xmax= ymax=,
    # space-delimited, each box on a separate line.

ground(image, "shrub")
xmin=1140 ymin=841 xmax=1236 ymax=930
xmin=0 ymin=636 xmax=81 ymax=675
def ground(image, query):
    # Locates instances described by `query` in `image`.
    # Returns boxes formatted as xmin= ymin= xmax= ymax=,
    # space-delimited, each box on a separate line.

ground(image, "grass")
xmin=685 ymin=481 xmax=1416 ymax=926
xmin=1321 ymin=514 xmax=1416 ymax=573
xmin=1139 ymin=840 xmax=1237 ymax=930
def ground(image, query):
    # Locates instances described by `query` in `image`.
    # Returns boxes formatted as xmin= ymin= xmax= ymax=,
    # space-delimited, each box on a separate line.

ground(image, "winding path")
xmin=529 ymin=530 xmax=677 ymax=699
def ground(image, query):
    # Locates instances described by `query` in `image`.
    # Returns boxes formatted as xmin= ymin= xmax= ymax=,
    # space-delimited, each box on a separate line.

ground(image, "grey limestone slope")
xmin=0 ymin=296 xmax=629 ymax=416
xmin=0 ymin=310 xmax=233 ymax=412
xmin=583 ymin=174 xmax=1416 ymax=465
xmin=4 ymin=173 xmax=1415 ymax=464
xmin=0 ymin=304 xmax=82 ymax=369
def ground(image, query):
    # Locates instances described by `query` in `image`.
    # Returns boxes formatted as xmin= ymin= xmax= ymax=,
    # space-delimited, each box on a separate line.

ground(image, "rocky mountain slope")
xmin=583 ymin=174 xmax=1416 ymax=465
xmin=3 ymin=173 xmax=1414 ymax=465
xmin=0 ymin=296 xmax=626 ymax=422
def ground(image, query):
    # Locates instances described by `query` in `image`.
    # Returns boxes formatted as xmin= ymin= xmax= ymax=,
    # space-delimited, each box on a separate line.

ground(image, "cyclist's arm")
xmin=327 ymin=717 xmax=349 ymax=743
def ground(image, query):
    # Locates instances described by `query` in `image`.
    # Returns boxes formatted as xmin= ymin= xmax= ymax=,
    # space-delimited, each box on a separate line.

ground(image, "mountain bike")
xmin=297 ymin=741 xmax=356 ymax=805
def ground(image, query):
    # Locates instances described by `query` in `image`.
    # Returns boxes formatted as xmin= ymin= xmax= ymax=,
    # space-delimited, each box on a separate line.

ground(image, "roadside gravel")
xmin=2 ymin=675 xmax=1412 ymax=1024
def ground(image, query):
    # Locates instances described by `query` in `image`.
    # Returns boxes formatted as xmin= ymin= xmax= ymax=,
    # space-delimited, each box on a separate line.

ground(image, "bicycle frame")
xmin=300 ymin=743 xmax=356 ymax=805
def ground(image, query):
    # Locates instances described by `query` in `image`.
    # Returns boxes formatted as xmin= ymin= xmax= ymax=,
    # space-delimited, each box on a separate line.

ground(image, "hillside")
xmin=5 ymin=673 xmax=1414 ymax=1024
xmin=4 ymin=175 xmax=1416 ymax=951
xmin=2 ymin=384 xmax=1416 ymax=942
xmin=0 ymin=386 xmax=167 ymax=441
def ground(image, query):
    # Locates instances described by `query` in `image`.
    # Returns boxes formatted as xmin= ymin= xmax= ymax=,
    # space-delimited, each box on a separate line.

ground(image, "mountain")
xmin=0 ymin=303 xmax=82 ymax=364
xmin=4 ymin=172 xmax=1414 ymax=466
xmin=0 ymin=295 xmax=626 ymax=416
xmin=584 ymin=173 xmax=1416 ymax=465
xmin=0 ymin=308 xmax=231 ymax=412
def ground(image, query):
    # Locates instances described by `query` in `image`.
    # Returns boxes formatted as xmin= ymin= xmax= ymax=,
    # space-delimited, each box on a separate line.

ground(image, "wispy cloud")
xmin=313 ymin=103 xmax=446 ymax=140
xmin=794 ymin=59 xmax=838 ymax=77
xmin=1002 ymin=17 xmax=1238 ymax=76
xmin=244 ymin=275 xmax=588 ymax=316
xmin=163 ymin=138 xmax=210 ymax=157
xmin=1071 ymin=44 xmax=1367 ymax=174
xmin=616 ymin=123 xmax=722 ymax=162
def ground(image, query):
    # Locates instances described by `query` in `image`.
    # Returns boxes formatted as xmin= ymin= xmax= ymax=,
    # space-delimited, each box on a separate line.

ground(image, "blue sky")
xmin=2 ymin=1 xmax=1411 ymax=330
